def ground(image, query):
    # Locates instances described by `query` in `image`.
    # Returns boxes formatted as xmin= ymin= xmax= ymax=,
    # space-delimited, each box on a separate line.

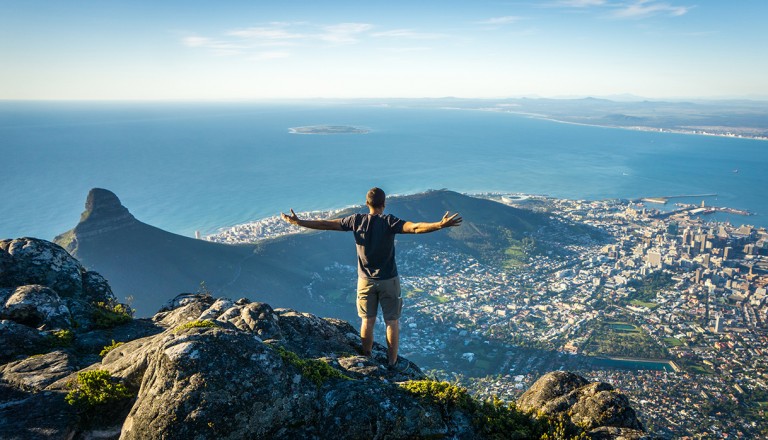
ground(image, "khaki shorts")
xmin=357 ymin=277 xmax=402 ymax=321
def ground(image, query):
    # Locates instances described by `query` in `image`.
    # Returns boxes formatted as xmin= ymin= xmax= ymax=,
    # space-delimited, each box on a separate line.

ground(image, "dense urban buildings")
xmin=208 ymin=194 xmax=768 ymax=438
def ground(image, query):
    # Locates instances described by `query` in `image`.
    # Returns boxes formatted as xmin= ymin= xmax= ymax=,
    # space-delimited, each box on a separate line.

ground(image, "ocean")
xmin=1 ymin=101 xmax=766 ymax=240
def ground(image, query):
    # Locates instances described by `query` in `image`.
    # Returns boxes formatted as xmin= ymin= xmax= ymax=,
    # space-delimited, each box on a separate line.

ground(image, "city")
xmin=207 ymin=194 xmax=768 ymax=438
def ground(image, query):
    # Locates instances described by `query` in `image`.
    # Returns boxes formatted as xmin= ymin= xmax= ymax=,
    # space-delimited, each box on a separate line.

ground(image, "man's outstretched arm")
xmin=281 ymin=208 xmax=344 ymax=231
xmin=402 ymin=211 xmax=462 ymax=234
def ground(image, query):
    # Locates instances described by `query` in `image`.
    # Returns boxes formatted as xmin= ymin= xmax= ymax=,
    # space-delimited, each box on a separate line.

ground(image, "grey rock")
xmin=2 ymin=285 xmax=71 ymax=329
xmin=0 ymin=246 xmax=13 ymax=286
xmin=0 ymin=384 xmax=79 ymax=440
xmin=517 ymin=371 xmax=590 ymax=414
xmin=0 ymin=350 xmax=78 ymax=391
xmin=197 ymin=297 xmax=234 ymax=320
xmin=0 ymin=237 xmax=121 ymax=334
xmin=119 ymin=327 xmax=318 ymax=440
xmin=75 ymin=319 xmax=162 ymax=356
xmin=82 ymin=271 xmax=117 ymax=303
xmin=276 ymin=309 xmax=358 ymax=357
xmin=317 ymin=380 xmax=453 ymax=439
xmin=0 ymin=319 xmax=46 ymax=362
xmin=569 ymin=382 xmax=643 ymax=431
xmin=228 ymin=301 xmax=282 ymax=339
xmin=517 ymin=371 xmax=644 ymax=438
xmin=152 ymin=293 xmax=216 ymax=328
xmin=0 ymin=238 xmax=85 ymax=298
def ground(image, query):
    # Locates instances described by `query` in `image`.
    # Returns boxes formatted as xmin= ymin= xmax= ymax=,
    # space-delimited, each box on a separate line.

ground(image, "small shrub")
xmin=92 ymin=301 xmax=132 ymax=329
xmin=99 ymin=340 xmax=125 ymax=357
xmin=274 ymin=346 xmax=350 ymax=386
xmin=65 ymin=370 xmax=133 ymax=408
xmin=46 ymin=329 xmax=74 ymax=348
xmin=540 ymin=416 xmax=588 ymax=440
xmin=401 ymin=380 xmax=474 ymax=410
xmin=173 ymin=319 xmax=218 ymax=334
xmin=401 ymin=380 xmax=544 ymax=439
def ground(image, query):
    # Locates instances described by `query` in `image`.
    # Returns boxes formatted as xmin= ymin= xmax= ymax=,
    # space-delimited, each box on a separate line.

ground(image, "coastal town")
xmin=206 ymin=194 xmax=768 ymax=438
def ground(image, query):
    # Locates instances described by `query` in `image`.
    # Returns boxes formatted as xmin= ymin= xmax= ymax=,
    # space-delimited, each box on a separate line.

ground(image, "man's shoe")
xmin=387 ymin=358 xmax=413 ymax=375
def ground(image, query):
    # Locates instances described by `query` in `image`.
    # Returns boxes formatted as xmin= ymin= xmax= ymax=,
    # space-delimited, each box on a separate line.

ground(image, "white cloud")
xmin=371 ymin=29 xmax=446 ymax=39
xmin=182 ymin=36 xmax=211 ymax=48
xmin=475 ymin=16 xmax=523 ymax=25
xmin=611 ymin=1 xmax=692 ymax=19
xmin=227 ymin=27 xmax=305 ymax=40
xmin=182 ymin=36 xmax=246 ymax=56
xmin=318 ymin=23 xmax=374 ymax=43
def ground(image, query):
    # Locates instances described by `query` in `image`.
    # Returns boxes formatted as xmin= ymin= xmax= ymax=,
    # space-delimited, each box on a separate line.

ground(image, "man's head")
xmin=366 ymin=187 xmax=386 ymax=210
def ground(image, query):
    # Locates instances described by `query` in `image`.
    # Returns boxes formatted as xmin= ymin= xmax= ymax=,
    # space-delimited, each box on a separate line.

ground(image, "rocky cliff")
xmin=1 ymin=237 xmax=649 ymax=439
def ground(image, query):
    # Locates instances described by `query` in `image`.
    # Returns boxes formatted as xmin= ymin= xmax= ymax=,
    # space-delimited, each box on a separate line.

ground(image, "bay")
xmin=1 ymin=101 xmax=765 ymax=240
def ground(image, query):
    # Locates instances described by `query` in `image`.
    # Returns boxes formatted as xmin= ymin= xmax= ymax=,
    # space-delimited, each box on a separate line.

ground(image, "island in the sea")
xmin=289 ymin=125 xmax=370 ymax=135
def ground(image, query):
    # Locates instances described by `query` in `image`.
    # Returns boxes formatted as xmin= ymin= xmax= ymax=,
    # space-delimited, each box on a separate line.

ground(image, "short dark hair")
xmin=366 ymin=187 xmax=386 ymax=208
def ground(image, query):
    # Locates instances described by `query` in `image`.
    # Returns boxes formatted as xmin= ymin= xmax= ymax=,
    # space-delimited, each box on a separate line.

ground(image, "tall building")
xmin=704 ymin=291 xmax=710 ymax=325
xmin=714 ymin=314 xmax=723 ymax=333
xmin=682 ymin=228 xmax=692 ymax=246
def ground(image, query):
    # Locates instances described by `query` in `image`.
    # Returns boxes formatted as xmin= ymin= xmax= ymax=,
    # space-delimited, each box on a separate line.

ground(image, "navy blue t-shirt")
xmin=339 ymin=213 xmax=405 ymax=280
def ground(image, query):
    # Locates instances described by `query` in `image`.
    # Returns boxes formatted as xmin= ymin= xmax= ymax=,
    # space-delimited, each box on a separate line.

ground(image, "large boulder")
xmin=2 ymin=285 xmax=71 ymax=329
xmin=0 ymin=238 xmax=125 ymax=336
xmin=116 ymin=320 xmax=448 ymax=440
xmin=518 ymin=371 xmax=645 ymax=439
xmin=119 ymin=327 xmax=317 ymax=439
xmin=0 ymin=238 xmax=85 ymax=297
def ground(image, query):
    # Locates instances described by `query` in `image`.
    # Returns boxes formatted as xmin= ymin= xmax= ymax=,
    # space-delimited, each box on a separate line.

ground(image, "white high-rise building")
xmin=714 ymin=314 xmax=723 ymax=333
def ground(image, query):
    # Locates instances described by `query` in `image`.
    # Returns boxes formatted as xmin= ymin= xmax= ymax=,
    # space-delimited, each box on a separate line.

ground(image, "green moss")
xmin=274 ymin=346 xmax=350 ymax=386
xmin=99 ymin=340 xmax=125 ymax=357
xmin=91 ymin=301 xmax=132 ymax=329
xmin=401 ymin=380 xmax=543 ymax=439
xmin=46 ymin=329 xmax=74 ymax=348
xmin=65 ymin=370 xmax=133 ymax=408
xmin=173 ymin=319 xmax=218 ymax=333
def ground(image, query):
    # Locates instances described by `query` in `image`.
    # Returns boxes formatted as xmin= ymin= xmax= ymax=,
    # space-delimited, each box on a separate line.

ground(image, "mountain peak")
xmin=81 ymin=188 xmax=132 ymax=221
xmin=55 ymin=189 xmax=138 ymax=252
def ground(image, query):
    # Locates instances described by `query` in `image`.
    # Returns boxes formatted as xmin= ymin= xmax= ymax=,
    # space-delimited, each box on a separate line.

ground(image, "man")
xmin=281 ymin=187 xmax=462 ymax=370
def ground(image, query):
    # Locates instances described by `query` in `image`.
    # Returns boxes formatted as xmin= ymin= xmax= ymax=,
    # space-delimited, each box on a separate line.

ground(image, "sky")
xmin=1 ymin=0 xmax=767 ymax=100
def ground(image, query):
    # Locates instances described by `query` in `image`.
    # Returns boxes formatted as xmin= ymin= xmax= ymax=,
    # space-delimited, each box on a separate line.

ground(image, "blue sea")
xmin=1 ymin=101 xmax=766 ymax=240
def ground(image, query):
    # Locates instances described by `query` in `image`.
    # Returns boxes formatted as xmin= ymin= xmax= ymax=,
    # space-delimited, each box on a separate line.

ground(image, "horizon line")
xmin=3 ymin=95 xmax=768 ymax=103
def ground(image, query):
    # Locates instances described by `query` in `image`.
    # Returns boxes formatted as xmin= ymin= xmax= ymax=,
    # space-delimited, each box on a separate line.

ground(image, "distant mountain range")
xmin=350 ymin=96 xmax=768 ymax=139
xmin=54 ymin=188 xmax=592 ymax=318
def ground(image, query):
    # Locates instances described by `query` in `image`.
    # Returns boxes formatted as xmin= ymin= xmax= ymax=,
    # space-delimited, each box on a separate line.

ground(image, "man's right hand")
xmin=439 ymin=211 xmax=463 ymax=228
xmin=281 ymin=208 xmax=300 ymax=226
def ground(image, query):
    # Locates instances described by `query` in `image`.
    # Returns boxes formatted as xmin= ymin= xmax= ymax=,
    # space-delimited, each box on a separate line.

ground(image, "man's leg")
xmin=385 ymin=319 xmax=399 ymax=366
xmin=360 ymin=317 xmax=376 ymax=356
xmin=357 ymin=278 xmax=378 ymax=356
